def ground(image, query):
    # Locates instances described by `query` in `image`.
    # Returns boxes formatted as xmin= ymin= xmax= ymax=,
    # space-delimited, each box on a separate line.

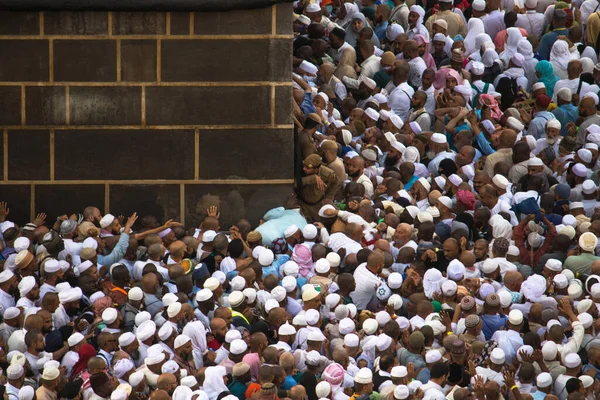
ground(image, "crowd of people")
xmin=3 ymin=0 xmax=600 ymax=400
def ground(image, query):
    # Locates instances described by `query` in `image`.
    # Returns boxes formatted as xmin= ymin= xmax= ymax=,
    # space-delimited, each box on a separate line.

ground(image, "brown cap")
xmin=451 ymin=340 xmax=466 ymax=355
xmin=451 ymin=49 xmax=464 ymax=63
xmin=321 ymin=140 xmax=339 ymax=150
xmin=16 ymin=251 xmax=34 ymax=269
xmin=409 ymin=331 xmax=425 ymax=349
xmin=232 ymin=362 xmax=250 ymax=377
xmin=485 ymin=293 xmax=500 ymax=307
xmin=303 ymin=154 xmax=322 ymax=168
xmin=460 ymin=295 xmax=475 ymax=311
xmin=465 ymin=314 xmax=480 ymax=328
xmin=381 ymin=51 xmax=396 ymax=66
xmin=246 ymin=231 xmax=262 ymax=243
xmin=260 ymin=383 xmax=277 ymax=395
xmin=80 ymin=247 xmax=97 ymax=260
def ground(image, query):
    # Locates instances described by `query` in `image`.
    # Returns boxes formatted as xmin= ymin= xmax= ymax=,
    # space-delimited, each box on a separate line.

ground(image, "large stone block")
xmin=161 ymin=39 xmax=291 ymax=82
xmin=35 ymin=184 xmax=105 ymax=219
xmin=185 ymin=183 xmax=292 ymax=229
xmin=26 ymin=86 xmax=66 ymax=125
xmin=145 ymin=86 xmax=270 ymax=125
xmin=276 ymin=3 xmax=293 ymax=35
xmin=109 ymin=184 xmax=181 ymax=224
xmin=121 ymin=40 xmax=157 ymax=82
xmin=44 ymin=12 xmax=108 ymax=35
xmin=69 ymin=86 xmax=142 ymax=125
xmin=0 ymin=40 xmax=49 ymax=82
xmin=198 ymin=129 xmax=293 ymax=180
xmin=54 ymin=129 xmax=194 ymax=180
xmin=0 ymin=12 xmax=39 ymax=35
xmin=169 ymin=12 xmax=189 ymax=35
xmin=0 ymin=86 xmax=22 ymax=125
xmin=193 ymin=8 xmax=271 ymax=35
xmin=0 ymin=185 xmax=31 ymax=225
xmin=7 ymin=130 xmax=50 ymax=180
xmin=53 ymin=40 xmax=116 ymax=82
xmin=275 ymin=85 xmax=292 ymax=125
xmin=112 ymin=12 xmax=166 ymax=35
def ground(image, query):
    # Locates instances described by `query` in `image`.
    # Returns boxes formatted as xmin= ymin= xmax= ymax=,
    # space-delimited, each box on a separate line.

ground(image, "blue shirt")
xmin=404 ymin=175 xmax=418 ymax=191
xmin=300 ymin=92 xmax=317 ymax=117
xmin=417 ymin=367 xmax=431 ymax=384
xmin=526 ymin=111 xmax=555 ymax=140
xmin=552 ymin=103 xmax=578 ymax=136
xmin=583 ymin=363 xmax=600 ymax=381
xmin=477 ymin=132 xmax=496 ymax=156
xmin=282 ymin=375 xmax=298 ymax=390
xmin=481 ymin=314 xmax=507 ymax=340
xmin=532 ymin=391 xmax=547 ymax=400
xmin=538 ymin=29 xmax=569 ymax=60
xmin=374 ymin=21 xmax=389 ymax=41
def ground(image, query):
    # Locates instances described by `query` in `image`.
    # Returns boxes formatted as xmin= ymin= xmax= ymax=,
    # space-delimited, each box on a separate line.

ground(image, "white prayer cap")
xmin=243 ymin=288 xmax=257 ymax=303
xmin=102 ymin=307 xmax=118 ymax=324
xmin=82 ymin=237 xmax=98 ymax=250
xmin=565 ymin=353 xmax=582 ymax=368
xmin=135 ymin=311 xmax=151 ymax=326
xmin=100 ymin=214 xmax=115 ymax=229
xmin=14 ymin=237 xmax=30 ymax=253
xmin=308 ymin=330 xmax=326 ymax=342
xmin=258 ymin=248 xmax=274 ymax=266
xmin=553 ymin=274 xmax=568 ymax=289
xmin=305 ymin=309 xmax=320 ymax=325
xmin=591 ymin=282 xmax=600 ymax=297
xmin=376 ymin=311 xmax=391 ymax=327
xmin=302 ymin=286 xmax=320 ymax=302
xmin=394 ymin=385 xmax=410 ymax=400
xmin=7 ymin=364 xmax=24 ymax=380
xmin=136 ymin=320 xmax=156 ymax=341
xmin=448 ymin=174 xmax=462 ymax=187
xmin=302 ymin=224 xmax=318 ymax=240
xmin=339 ymin=318 xmax=355 ymax=335
xmin=145 ymin=352 xmax=165 ymax=366
xmin=498 ymin=291 xmax=512 ymax=308
xmin=230 ymin=276 xmax=246 ymax=291
xmin=202 ymin=230 xmax=216 ymax=242
xmin=433 ymin=33 xmax=446 ymax=42
xmin=583 ymin=180 xmax=598 ymax=194
xmin=229 ymin=291 xmax=245 ymax=307
xmin=362 ymin=77 xmax=377 ymax=90
xmin=324 ymin=253 xmax=341 ymax=269
xmin=527 ymin=157 xmax=543 ymax=166
xmin=537 ymin=372 xmax=552 ymax=387
xmin=408 ymin=380 xmax=423 ymax=394
xmin=490 ymin=348 xmax=505 ymax=364
xmin=507 ymin=245 xmax=519 ymax=257
xmin=59 ymin=287 xmax=82 ymax=303
xmin=315 ymin=258 xmax=330 ymax=274
xmin=344 ymin=333 xmax=359 ymax=347
xmin=532 ymin=82 xmax=546 ymax=91
xmin=573 ymin=163 xmax=588 ymax=177
xmin=305 ymin=3 xmax=321 ymax=12
xmin=374 ymin=93 xmax=388 ymax=105
xmin=265 ymin=299 xmax=279 ymax=314
xmin=563 ymin=214 xmax=577 ymax=227
xmin=224 ymin=330 xmax=242 ymax=344
xmin=354 ymin=368 xmax=373 ymax=384
xmin=315 ymin=381 xmax=331 ymax=398
xmin=162 ymin=293 xmax=178 ymax=307
xmin=347 ymin=304 xmax=357 ymax=318
xmin=158 ymin=323 xmax=174 ymax=341
xmin=126 ymin=286 xmax=143 ymax=301
xmin=361 ymin=148 xmax=378 ymax=162
xmin=578 ymin=299 xmax=593 ymax=314
xmin=365 ymin=107 xmax=380 ymax=121
xmin=18 ymin=386 xmax=34 ymax=400
xmin=335 ymin=304 xmax=349 ymax=320
xmin=230 ymin=339 xmax=248 ymax=355
xmin=388 ymin=272 xmax=403 ymax=289
xmin=547 ymin=119 xmax=561 ymax=130
xmin=42 ymin=366 xmax=60 ymax=380
xmin=341 ymin=130 xmax=352 ymax=145
xmin=284 ymin=225 xmax=299 ymax=238
xmin=481 ymin=120 xmax=495 ymax=135
xmin=511 ymin=53 xmax=524 ymax=67
xmin=508 ymin=310 xmax=523 ymax=325
xmin=425 ymin=349 xmax=442 ymax=363
xmin=212 ymin=270 xmax=226 ymax=284
xmin=556 ymin=87 xmax=572 ymax=101
xmin=281 ymin=276 xmax=297 ymax=293
xmin=292 ymin=314 xmax=306 ymax=327
xmin=278 ymin=322 xmax=296 ymax=336
xmin=481 ymin=259 xmax=499 ymax=274
xmin=569 ymin=281 xmax=584 ymax=299
xmin=391 ymin=366 xmax=408 ymax=378
xmin=299 ymin=60 xmax=318 ymax=75
xmin=167 ymin=302 xmax=182 ymax=318
xmin=431 ymin=133 xmax=447 ymax=144
xmin=376 ymin=333 xmax=393 ymax=351
xmin=196 ymin=288 xmax=214 ymax=302
xmin=128 ymin=371 xmax=145 ymax=387
xmin=578 ymin=149 xmax=593 ymax=164
xmin=18 ymin=276 xmax=36 ymax=297
xmin=390 ymin=114 xmax=404 ymax=129
xmin=580 ymin=232 xmax=598 ymax=252
xmin=363 ymin=318 xmax=378 ymax=334
xmin=569 ymin=201 xmax=584 ymax=210
xmin=492 ymin=174 xmax=509 ymax=189
xmin=545 ymin=259 xmax=562 ymax=272
xmin=119 ymin=332 xmax=136 ymax=347
xmin=507 ymin=117 xmax=524 ymax=132
xmin=44 ymin=259 xmax=60 ymax=274
xmin=583 ymin=92 xmax=600 ymax=105
xmin=316 ymin=92 xmax=329 ymax=103
xmin=110 ymin=389 xmax=128 ymax=400
xmin=174 ymin=334 xmax=191 ymax=349
xmin=114 ymin=359 xmax=135 ymax=378
xmin=447 ymin=259 xmax=465 ymax=280
xmin=388 ymin=294 xmax=403 ymax=310
xmin=204 ymin=277 xmax=220 ymax=291
xmin=68 ymin=332 xmax=85 ymax=347
xmin=527 ymin=232 xmax=543 ymax=248
xmin=181 ymin=376 xmax=198 ymax=388
xmin=471 ymin=61 xmax=485 ymax=75
xmin=409 ymin=121 xmax=422 ymax=135
xmin=437 ymin=196 xmax=453 ymax=210
xmin=271 ymin=286 xmax=287 ymax=302
xmin=578 ymin=312 xmax=593 ymax=328
xmin=442 ymin=280 xmax=458 ymax=296
xmin=325 ymin=293 xmax=341 ymax=309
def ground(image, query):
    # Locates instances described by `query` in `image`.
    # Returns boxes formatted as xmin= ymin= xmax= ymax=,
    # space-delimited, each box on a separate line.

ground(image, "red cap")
xmin=536 ymin=94 xmax=551 ymax=109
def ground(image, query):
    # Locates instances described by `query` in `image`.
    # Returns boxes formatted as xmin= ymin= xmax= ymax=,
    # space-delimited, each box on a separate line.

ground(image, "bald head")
xmin=280 ymin=352 xmax=295 ymax=370
xmin=499 ymin=129 xmax=517 ymax=148
xmin=503 ymin=271 xmax=523 ymax=291
xmin=148 ymin=243 xmax=165 ymax=260
xmin=150 ymin=390 xmax=171 ymax=400
xmin=290 ymin=386 xmax=308 ymax=400
xmin=142 ymin=273 xmax=158 ymax=293
xmin=168 ymin=241 xmax=186 ymax=259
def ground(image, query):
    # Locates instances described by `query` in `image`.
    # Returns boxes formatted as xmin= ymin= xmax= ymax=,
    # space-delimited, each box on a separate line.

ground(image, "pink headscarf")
xmin=433 ymin=68 xmax=464 ymax=90
xmin=478 ymin=94 xmax=503 ymax=120
xmin=414 ymin=34 xmax=436 ymax=71
xmin=292 ymin=244 xmax=313 ymax=277
xmin=323 ymin=363 xmax=345 ymax=389
xmin=93 ymin=296 xmax=113 ymax=318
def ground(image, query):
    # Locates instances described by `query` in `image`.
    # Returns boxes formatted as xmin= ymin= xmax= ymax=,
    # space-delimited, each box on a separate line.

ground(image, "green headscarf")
xmin=535 ymin=60 xmax=560 ymax=98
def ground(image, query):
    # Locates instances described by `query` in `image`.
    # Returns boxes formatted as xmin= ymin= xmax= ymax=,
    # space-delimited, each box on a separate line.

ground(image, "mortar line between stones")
xmin=108 ymin=12 xmax=113 ymax=37
xmin=21 ymin=86 xmax=25 ymax=125
xmin=194 ymin=129 xmax=199 ymax=180
xmin=270 ymin=85 xmax=275 ymax=127
xmin=189 ymin=13 xmax=194 ymax=35
xmin=49 ymin=129 xmax=54 ymax=181
xmin=30 ymin=184 xmax=35 ymax=221
xmin=39 ymin=12 xmax=44 ymax=36
xmin=104 ymin=183 xmax=110 ymax=214
xmin=167 ymin=13 xmax=172 ymax=35
xmin=116 ymin=39 xmax=121 ymax=82
xmin=141 ymin=86 xmax=146 ymax=126
xmin=157 ymin=39 xmax=162 ymax=82
xmin=48 ymin=39 xmax=53 ymax=83
xmin=180 ymin=184 xmax=185 ymax=226
xmin=271 ymin=5 xmax=277 ymax=35
xmin=65 ymin=86 xmax=70 ymax=125
xmin=3 ymin=130 xmax=7 ymax=181
xmin=0 ymin=179 xmax=295 ymax=185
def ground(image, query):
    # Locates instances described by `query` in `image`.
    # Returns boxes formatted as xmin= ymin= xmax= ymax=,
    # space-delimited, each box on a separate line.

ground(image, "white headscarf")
xmin=336 ymin=3 xmax=360 ymax=29
xmin=499 ymin=28 xmax=524 ymax=66
xmin=172 ymin=386 xmax=193 ymax=400
xmin=482 ymin=48 xmax=500 ymax=68
xmin=203 ymin=366 xmax=228 ymax=400
xmin=423 ymin=269 xmax=446 ymax=299
xmin=550 ymin=40 xmax=577 ymax=71
xmin=464 ymin=18 xmax=485 ymax=56
xmin=182 ymin=321 xmax=207 ymax=369
xmin=401 ymin=146 xmax=421 ymax=164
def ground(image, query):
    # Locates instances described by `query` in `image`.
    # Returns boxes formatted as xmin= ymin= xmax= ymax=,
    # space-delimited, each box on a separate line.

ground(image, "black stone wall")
xmin=0 ymin=5 xmax=293 ymax=229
